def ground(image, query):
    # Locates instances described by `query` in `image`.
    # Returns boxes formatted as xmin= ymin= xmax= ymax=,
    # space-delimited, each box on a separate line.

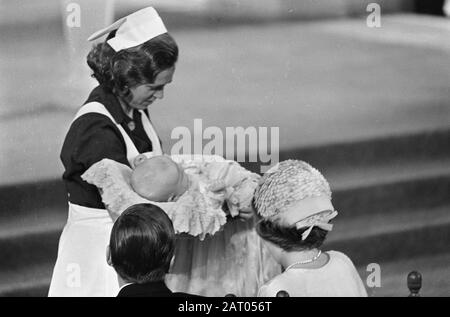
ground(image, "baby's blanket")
xmin=81 ymin=155 xmax=260 ymax=239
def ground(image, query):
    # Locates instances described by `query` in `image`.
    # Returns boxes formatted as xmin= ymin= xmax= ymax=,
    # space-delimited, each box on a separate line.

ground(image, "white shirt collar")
xmin=117 ymin=282 xmax=134 ymax=295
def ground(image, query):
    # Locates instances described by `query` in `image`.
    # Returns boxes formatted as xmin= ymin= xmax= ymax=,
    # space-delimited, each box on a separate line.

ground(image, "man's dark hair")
xmin=109 ymin=203 xmax=175 ymax=283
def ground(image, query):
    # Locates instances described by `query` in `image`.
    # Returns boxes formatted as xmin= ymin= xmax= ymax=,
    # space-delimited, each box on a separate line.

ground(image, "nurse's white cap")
xmin=87 ymin=6 xmax=167 ymax=52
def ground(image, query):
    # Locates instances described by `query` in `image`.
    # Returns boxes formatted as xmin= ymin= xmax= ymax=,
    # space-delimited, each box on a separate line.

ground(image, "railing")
xmin=407 ymin=271 xmax=422 ymax=297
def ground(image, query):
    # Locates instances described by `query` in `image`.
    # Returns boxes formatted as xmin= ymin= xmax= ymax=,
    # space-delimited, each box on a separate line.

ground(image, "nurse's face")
xmin=127 ymin=66 xmax=175 ymax=110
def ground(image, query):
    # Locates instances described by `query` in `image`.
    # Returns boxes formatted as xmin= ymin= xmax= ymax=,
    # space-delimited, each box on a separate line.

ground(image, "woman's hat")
xmin=87 ymin=7 xmax=167 ymax=52
xmin=254 ymin=160 xmax=337 ymax=240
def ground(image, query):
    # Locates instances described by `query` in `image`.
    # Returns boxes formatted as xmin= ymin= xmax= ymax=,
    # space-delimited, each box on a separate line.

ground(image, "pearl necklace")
xmin=284 ymin=250 xmax=322 ymax=271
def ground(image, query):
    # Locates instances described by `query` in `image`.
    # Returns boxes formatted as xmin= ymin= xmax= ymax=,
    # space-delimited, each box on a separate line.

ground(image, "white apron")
xmin=48 ymin=102 xmax=162 ymax=297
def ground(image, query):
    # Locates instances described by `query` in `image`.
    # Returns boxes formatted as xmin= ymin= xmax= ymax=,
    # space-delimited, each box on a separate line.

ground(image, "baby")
xmin=82 ymin=154 xmax=260 ymax=238
xmin=130 ymin=154 xmax=259 ymax=218
xmin=131 ymin=154 xmax=190 ymax=203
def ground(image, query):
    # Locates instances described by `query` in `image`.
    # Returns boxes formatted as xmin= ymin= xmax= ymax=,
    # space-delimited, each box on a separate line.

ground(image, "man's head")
xmin=107 ymin=203 xmax=175 ymax=284
xmin=131 ymin=155 xmax=189 ymax=202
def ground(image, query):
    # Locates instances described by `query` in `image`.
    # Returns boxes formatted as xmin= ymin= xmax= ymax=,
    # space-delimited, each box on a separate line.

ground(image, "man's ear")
xmin=167 ymin=194 xmax=175 ymax=202
xmin=106 ymin=245 xmax=112 ymax=266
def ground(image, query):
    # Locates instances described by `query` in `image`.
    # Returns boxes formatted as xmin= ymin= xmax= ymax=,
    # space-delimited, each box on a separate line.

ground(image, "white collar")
xmin=117 ymin=282 xmax=134 ymax=295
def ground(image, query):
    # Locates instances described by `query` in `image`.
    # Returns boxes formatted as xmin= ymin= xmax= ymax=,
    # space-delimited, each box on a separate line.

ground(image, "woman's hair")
xmin=255 ymin=215 xmax=328 ymax=251
xmin=109 ymin=203 xmax=175 ymax=284
xmin=87 ymin=32 xmax=178 ymax=96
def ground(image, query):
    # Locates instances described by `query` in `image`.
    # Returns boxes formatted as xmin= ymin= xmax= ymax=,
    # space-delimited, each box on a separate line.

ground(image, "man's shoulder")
xmin=117 ymin=282 xmax=202 ymax=297
xmin=172 ymin=292 xmax=203 ymax=298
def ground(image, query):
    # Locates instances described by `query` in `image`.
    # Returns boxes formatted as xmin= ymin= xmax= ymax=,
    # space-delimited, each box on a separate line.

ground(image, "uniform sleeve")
xmin=63 ymin=113 xmax=129 ymax=171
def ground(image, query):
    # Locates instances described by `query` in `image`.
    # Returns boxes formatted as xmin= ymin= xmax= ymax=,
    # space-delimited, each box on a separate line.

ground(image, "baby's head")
xmin=253 ymin=160 xmax=336 ymax=258
xmin=131 ymin=155 xmax=189 ymax=202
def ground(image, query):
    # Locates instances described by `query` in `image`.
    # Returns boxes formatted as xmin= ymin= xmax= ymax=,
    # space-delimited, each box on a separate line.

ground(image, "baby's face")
xmin=131 ymin=155 xmax=189 ymax=202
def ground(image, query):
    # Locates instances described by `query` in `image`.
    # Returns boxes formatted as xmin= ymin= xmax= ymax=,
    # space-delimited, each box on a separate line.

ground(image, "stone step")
xmin=326 ymin=204 xmax=450 ymax=266
xmin=1 ymin=205 xmax=448 ymax=297
xmin=2 ymin=254 xmax=449 ymax=297
xmin=0 ymin=131 xmax=448 ymax=296
xmin=330 ymin=157 xmax=450 ymax=218
xmin=1 ymin=208 xmax=448 ymax=297
xmin=2 ymin=128 xmax=449 ymax=215
xmin=1 ymin=200 xmax=448 ymax=275
xmin=4 ymin=253 xmax=448 ymax=297
xmin=0 ymin=179 xmax=66 ymax=218
xmin=0 ymin=281 xmax=49 ymax=297
xmin=0 ymin=155 xmax=448 ymax=272
xmin=242 ymin=128 xmax=450 ymax=173
xmin=0 ymin=223 xmax=61 ymax=272
xmin=356 ymin=252 xmax=450 ymax=297
xmin=1 ymin=152 xmax=448 ymax=224
xmin=0 ymin=262 xmax=52 ymax=297
xmin=1 ymin=157 xmax=447 ymax=223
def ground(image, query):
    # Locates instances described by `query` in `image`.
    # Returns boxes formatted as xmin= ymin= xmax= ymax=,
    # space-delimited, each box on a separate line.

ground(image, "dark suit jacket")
xmin=117 ymin=281 xmax=200 ymax=297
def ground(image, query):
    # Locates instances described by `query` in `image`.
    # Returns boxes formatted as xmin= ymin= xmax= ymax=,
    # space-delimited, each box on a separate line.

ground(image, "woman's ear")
xmin=123 ymin=86 xmax=132 ymax=99
xmin=113 ymin=83 xmax=132 ymax=101
xmin=106 ymin=245 xmax=112 ymax=267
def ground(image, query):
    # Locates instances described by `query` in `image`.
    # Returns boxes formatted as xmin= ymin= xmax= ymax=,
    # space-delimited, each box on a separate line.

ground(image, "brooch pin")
xmin=128 ymin=121 xmax=136 ymax=131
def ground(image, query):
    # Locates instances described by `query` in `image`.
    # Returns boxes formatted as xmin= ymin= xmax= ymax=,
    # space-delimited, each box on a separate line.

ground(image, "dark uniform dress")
xmin=49 ymin=84 xmax=161 ymax=297
xmin=60 ymin=84 xmax=159 ymax=208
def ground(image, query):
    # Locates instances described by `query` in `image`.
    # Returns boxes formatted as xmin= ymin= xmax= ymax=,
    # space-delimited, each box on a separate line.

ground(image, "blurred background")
xmin=0 ymin=0 xmax=449 ymax=296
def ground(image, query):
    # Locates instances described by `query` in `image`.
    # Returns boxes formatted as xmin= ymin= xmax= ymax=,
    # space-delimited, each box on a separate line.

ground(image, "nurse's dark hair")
xmin=109 ymin=203 xmax=175 ymax=283
xmin=87 ymin=31 xmax=178 ymax=96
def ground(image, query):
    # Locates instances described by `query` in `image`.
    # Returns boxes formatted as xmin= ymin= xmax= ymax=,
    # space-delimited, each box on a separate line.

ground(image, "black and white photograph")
xmin=0 ymin=0 xmax=449 ymax=299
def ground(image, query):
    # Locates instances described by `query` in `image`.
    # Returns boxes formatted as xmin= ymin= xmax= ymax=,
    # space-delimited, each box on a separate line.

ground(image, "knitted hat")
xmin=254 ymin=160 xmax=336 ymax=240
